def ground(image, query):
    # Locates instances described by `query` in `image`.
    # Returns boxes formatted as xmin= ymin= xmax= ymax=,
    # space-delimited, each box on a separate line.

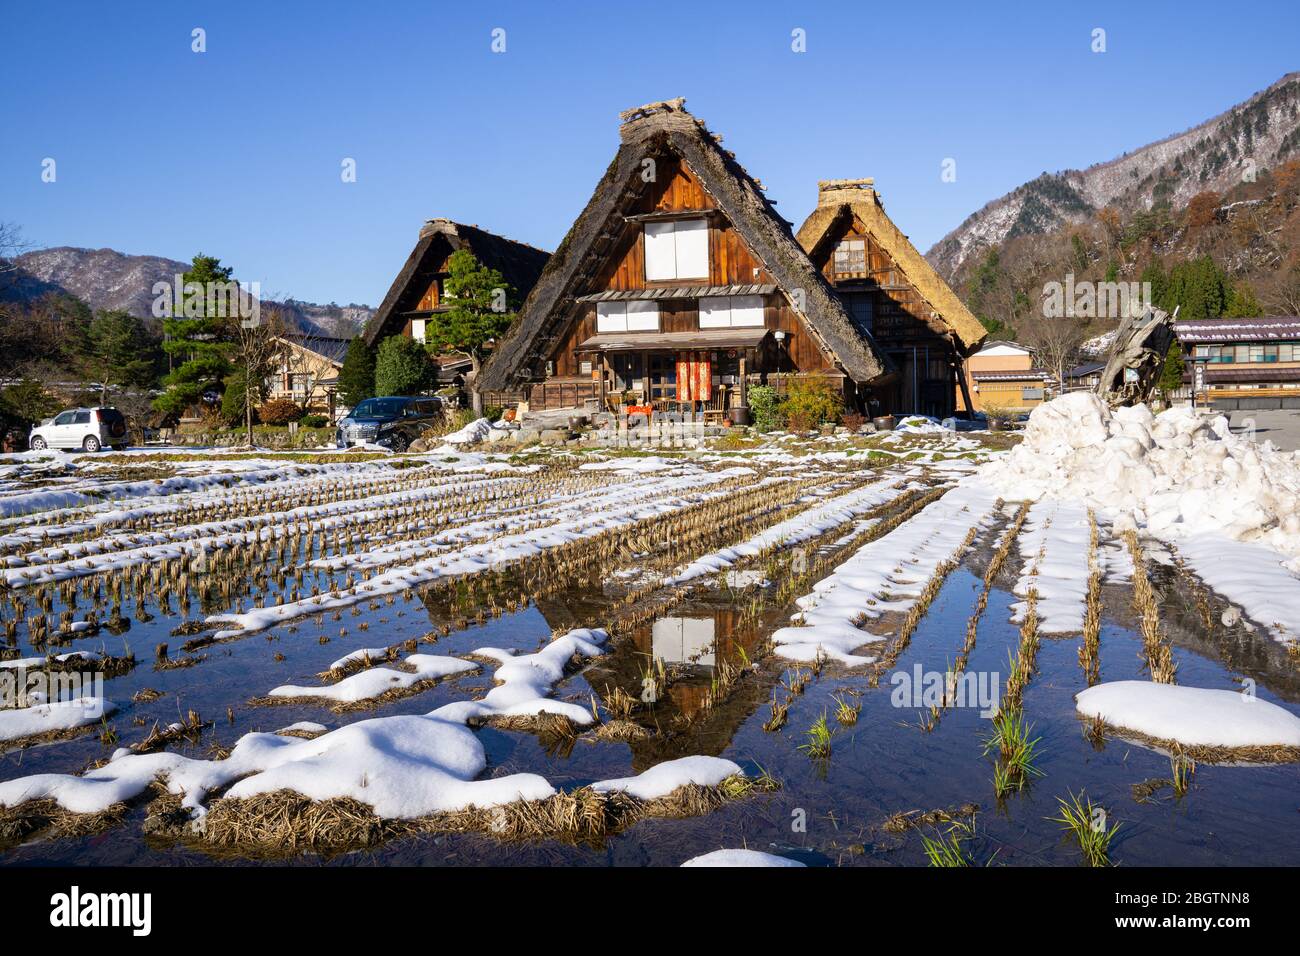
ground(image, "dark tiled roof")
xmin=576 ymin=328 xmax=769 ymax=352
xmin=575 ymin=284 xmax=777 ymax=302
xmin=973 ymin=368 xmax=1049 ymax=382
xmin=1205 ymin=366 xmax=1300 ymax=383
xmin=281 ymin=334 xmax=350 ymax=364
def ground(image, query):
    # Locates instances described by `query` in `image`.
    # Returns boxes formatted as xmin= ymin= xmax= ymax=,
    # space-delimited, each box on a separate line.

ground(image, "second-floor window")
xmin=596 ymin=300 xmax=660 ymax=333
xmin=644 ymin=218 xmax=708 ymax=281
xmin=699 ymin=295 xmax=764 ymax=328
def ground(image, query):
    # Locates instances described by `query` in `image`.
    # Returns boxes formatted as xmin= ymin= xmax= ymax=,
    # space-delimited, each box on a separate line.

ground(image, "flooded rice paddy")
xmin=0 ymin=445 xmax=1296 ymax=866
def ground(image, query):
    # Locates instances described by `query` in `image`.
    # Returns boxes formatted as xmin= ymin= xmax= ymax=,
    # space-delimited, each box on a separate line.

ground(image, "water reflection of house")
xmin=651 ymin=616 xmax=717 ymax=667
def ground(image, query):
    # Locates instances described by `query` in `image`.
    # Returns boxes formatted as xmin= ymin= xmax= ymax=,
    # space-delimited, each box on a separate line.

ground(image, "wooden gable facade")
xmin=362 ymin=219 xmax=550 ymax=349
xmin=797 ymin=180 xmax=987 ymax=418
xmin=478 ymin=100 xmax=890 ymax=417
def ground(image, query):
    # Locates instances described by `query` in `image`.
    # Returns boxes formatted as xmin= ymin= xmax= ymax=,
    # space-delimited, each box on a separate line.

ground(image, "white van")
xmin=29 ymin=407 xmax=130 ymax=452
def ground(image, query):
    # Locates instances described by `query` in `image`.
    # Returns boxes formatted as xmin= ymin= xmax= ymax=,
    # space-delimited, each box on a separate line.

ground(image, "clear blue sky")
xmin=2 ymin=0 xmax=1297 ymax=306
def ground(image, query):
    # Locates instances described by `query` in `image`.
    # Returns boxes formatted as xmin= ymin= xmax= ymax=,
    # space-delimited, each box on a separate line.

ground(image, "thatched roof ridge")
xmin=479 ymin=102 xmax=890 ymax=391
xmin=362 ymin=220 xmax=550 ymax=346
xmin=796 ymin=183 xmax=988 ymax=354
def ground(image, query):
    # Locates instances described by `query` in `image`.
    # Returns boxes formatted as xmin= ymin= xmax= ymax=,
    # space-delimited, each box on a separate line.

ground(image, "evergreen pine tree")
xmin=154 ymin=254 xmax=237 ymax=416
xmin=338 ymin=337 xmax=376 ymax=408
xmin=423 ymin=249 xmax=516 ymax=413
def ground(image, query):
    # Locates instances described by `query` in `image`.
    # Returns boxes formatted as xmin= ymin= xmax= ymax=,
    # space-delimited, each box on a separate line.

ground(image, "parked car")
xmin=335 ymin=396 xmax=443 ymax=451
xmin=29 ymin=407 xmax=129 ymax=452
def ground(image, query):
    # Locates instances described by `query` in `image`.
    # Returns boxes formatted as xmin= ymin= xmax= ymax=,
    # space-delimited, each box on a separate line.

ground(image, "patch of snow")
xmin=439 ymin=417 xmax=491 ymax=446
xmin=1011 ymin=502 xmax=1092 ymax=633
xmin=0 ymin=697 xmax=114 ymax=742
xmin=681 ymin=848 xmax=805 ymax=867
xmin=663 ymin=476 xmax=906 ymax=586
xmin=268 ymin=654 xmax=477 ymax=704
xmin=431 ymin=628 xmax=608 ymax=726
xmin=591 ymin=755 xmax=743 ymax=800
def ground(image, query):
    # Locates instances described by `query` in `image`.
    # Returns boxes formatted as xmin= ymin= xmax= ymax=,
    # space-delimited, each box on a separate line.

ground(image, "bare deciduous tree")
xmin=1023 ymin=313 xmax=1088 ymax=392
xmin=231 ymin=307 xmax=288 ymax=447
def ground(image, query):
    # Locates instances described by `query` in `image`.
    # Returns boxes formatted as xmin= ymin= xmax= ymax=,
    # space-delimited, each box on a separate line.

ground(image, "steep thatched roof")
xmin=796 ymin=181 xmax=988 ymax=354
xmin=479 ymin=100 xmax=890 ymax=391
xmin=362 ymin=220 xmax=550 ymax=346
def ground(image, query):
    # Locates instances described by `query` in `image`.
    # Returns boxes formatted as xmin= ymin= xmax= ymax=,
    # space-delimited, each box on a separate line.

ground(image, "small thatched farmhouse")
xmin=478 ymin=99 xmax=893 ymax=420
xmin=362 ymin=218 xmax=550 ymax=358
xmin=796 ymin=179 xmax=987 ymax=419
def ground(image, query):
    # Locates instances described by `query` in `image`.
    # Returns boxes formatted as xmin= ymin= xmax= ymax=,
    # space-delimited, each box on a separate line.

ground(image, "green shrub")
xmin=374 ymin=335 xmax=431 ymax=396
xmin=747 ymin=385 xmax=784 ymax=432
xmin=782 ymin=377 xmax=844 ymax=431
xmin=258 ymin=398 xmax=304 ymax=425
xmin=300 ymin=414 xmax=329 ymax=429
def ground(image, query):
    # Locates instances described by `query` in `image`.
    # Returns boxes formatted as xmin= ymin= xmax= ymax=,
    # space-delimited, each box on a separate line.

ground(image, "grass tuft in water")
xmin=1049 ymin=790 xmax=1120 ymax=867
xmin=798 ymin=712 xmax=833 ymax=760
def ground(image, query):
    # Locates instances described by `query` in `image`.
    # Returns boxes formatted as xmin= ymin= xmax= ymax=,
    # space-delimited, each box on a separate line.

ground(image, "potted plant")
xmin=983 ymin=404 xmax=1014 ymax=431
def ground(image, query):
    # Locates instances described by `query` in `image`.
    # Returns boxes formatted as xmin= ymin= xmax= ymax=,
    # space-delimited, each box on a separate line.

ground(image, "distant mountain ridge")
xmin=4 ymin=246 xmax=371 ymax=338
xmin=927 ymin=72 xmax=1300 ymax=279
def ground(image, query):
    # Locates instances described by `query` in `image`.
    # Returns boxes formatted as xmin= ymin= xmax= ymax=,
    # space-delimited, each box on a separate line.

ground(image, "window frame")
xmin=832 ymin=238 xmax=867 ymax=276
xmin=596 ymin=300 xmax=660 ymax=333
xmin=644 ymin=218 xmax=709 ymax=282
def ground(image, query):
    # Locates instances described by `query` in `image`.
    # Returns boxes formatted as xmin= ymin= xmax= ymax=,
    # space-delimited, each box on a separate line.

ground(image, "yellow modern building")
xmin=959 ymin=340 xmax=1049 ymax=413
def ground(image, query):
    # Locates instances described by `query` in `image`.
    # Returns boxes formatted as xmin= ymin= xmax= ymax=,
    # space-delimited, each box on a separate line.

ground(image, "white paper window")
xmin=596 ymin=302 xmax=626 ymax=333
xmin=699 ymin=295 xmax=764 ymax=329
xmin=644 ymin=222 xmax=677 ymax=281
xmin=673 ymin=219 xmax=708 ymax=278
xmin=730 ymin=295 xmax=764 ymax=327
xmin=644 ymin=218 xmax=708 ymax=280
xmin=699 ymin=296 xmax=731 ymax=328
xmin=596 ymin=301 xmax=659 ymax=333
xmin=626 ymin=300 xmax=660 ymax=331
xmin=410 ymin=318 xmax=426 ymax=343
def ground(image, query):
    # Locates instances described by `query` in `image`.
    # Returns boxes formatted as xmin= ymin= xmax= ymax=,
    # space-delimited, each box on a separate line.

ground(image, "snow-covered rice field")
xmin=0 ymin=421 xmax=1297 ymax=867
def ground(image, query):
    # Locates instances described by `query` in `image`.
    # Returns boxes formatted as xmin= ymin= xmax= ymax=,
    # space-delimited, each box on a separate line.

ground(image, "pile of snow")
xmin=1076 ymin=681 xmax=1300 ymax=750
xmin=681 ymin=848 xmax=805 ymax=867
xmin=980 ymin=392 xmax=1300 ymax=557
xmin=440 ymin=417 xmax=492 ymax=446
